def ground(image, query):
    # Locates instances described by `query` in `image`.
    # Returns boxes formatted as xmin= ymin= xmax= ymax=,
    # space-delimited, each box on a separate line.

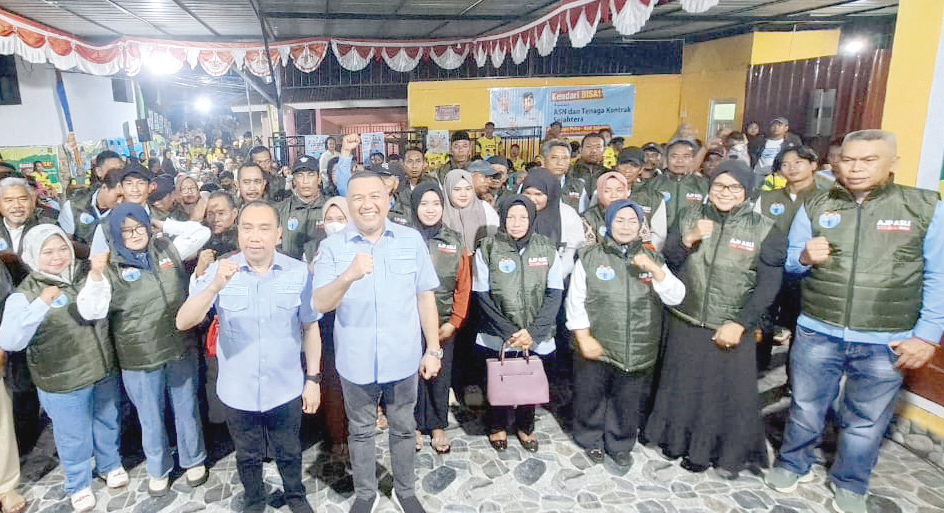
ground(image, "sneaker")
xmin=830 ymin=483 xmax=867 ymax=513
xmin=70 ymin=488 xmax=95 ymax=513
xmin=349 ymin=495 xmax=377 ymax=513
xmin=185 ymin=465 xmax=209 ymax=487
xmin=585 ymin=448 xmax=605 ymax=464
xmin=148 ymin=476 xmax=169 ymax=497
xmin=105 ymin=467 xmax=129 ymax=489
xmin=765 ymin=466 xmax=815 ymax=493
xmin=393 ymin=491 xmax=427 ymax=513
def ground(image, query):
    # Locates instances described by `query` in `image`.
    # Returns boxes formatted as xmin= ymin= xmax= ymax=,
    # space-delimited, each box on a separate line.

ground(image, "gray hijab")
xmin=442 ymin=169 xmax=492 ymax=250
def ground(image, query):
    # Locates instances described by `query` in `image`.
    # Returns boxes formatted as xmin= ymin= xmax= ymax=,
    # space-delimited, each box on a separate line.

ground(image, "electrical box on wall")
xmin=805 ymin=89 xmax=836 ymax=138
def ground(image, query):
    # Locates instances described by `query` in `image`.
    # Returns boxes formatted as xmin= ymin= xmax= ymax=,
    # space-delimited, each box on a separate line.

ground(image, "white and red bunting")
xmin=0 ymin=0 xmax=718 ymax=77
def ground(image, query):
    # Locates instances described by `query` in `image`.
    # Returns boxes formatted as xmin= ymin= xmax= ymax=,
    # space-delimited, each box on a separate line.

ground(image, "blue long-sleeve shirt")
xmin=786 ymin=201 xmax=944 ymax=345
xmin=336 ymin=155 xmax=354 ymax=197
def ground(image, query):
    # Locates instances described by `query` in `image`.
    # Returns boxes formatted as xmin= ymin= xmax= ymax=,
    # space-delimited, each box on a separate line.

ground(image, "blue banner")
xmin=489 ymin=84 xmax=635 ymax=137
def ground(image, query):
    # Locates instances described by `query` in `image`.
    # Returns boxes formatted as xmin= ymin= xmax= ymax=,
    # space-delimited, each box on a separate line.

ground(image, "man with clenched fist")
xmin=766 ymin=130 xmax=944 ymax=513
xmin=313 ymin=172 xmax=442 ymax=513
xmin=177 ymin=201 xmax=321 ymax=513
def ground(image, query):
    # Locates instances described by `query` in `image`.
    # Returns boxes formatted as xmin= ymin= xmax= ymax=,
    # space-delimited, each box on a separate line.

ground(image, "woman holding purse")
xmin=473 ymin=195 xmax=564 ymax=453
xmin=565 ymin=200 xmax=685 ymax=467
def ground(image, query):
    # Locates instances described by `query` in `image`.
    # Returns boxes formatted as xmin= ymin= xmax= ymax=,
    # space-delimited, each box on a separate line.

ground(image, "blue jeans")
xmin=777 ymin=326 xmax=903 ymax=495
xmin=36 ymin=374 xmax=122 ymax=495
xmin=122 ymin=353 xmax=206 ymax=479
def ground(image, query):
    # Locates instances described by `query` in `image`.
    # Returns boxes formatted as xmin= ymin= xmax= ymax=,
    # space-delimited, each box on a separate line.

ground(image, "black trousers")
xmin=572 ymin=355 xmax=652 ymax=454
xmin=225 ymin=397 xmax=304 ymax=510
xmin=4 ymin=350 xmax=39 ymax=455
xmin=414 ymin=335 xmax=455 ymax=433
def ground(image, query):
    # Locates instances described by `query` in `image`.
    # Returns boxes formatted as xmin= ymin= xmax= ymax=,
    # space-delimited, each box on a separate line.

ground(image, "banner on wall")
xmin=361 ymin=132 xmax=386 ymax=165
xmin=426 ymin=130 xmax=450 ymax=155
xmin=489 ymin=85 xmax=636 ymax=137
xmin=0 ymin=146 xmax=62 ymax=193
xmin=303 ymin=135 xmax=330 ymax=159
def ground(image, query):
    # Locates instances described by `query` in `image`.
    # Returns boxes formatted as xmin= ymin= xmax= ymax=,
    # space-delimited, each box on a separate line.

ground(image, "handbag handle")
xmin=499 ymin=341 xmax=531 ymax=363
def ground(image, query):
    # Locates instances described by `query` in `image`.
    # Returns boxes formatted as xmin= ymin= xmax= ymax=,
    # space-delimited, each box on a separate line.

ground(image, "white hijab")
xmin=21 ymin=224 xmax=76 ymax=285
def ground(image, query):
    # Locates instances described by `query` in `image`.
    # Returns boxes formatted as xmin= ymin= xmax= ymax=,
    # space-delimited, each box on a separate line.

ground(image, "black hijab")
xmin=410 ymin=181 xmax=445 ymax=241
xmin=521 ymin=167 xmax=562 ymax=246
xmin=498 ymin=194 xmax=537 ymax=252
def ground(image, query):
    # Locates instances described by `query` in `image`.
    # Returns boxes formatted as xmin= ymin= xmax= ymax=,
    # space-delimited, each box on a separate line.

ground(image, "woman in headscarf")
xmin=644 ymin=160 xmax=786 ymax=477
xmin=520 ymin=167 xmax=586 ymax=277
xmin=473 ymin=195 xmax=564 ymax=453
xmin=565 ymin=200 xmax=685 ymax=467
xmin=301 ymin=196 xmax=351 ymax=457
xmin=0 ymin=225 xmax=126 ymax=513
xmin=442 ymin=169 xmax=498 ymax=251
xmin=411 ymin=182 xmax=472 ymax=454
xmin=77 ymin=203 xmax=211 ymax=497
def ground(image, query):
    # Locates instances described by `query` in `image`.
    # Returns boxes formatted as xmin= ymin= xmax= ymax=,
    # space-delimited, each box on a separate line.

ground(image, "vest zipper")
xmin=625 ymin=255 xmax=633 ymax=365
xmin=700 ymin=216 xmax=726 ymax=326
xmin=518 ymin=248 xmax=527 ymax=330
xmin=843 ymin=204 xmax=863 ymax=327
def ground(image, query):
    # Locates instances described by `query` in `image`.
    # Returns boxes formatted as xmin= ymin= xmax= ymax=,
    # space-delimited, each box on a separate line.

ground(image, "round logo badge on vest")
xmin=498 ymin=258 xmax=517 ymax=274
xmin=598 ymin=225 xmax=608 ymax=238
xmin=661 ymin=191 xmax=672 ymax=202
xmin=595 ymin=265 xmax=616 ymax=281
xmin=121 ymin=267 xmax=141 ymax=282
xmin=50 ymin=294 xmax=69 ymax=308
xmin=769 ymin=203 xmax=786 ymax=216
xmin=79 ymin=212 xmax=95 ymax=225
xmin=818 ymin=211 xmax=841 ymax=229
xmin=0 ymin=239 xmax=7 ymax=251
xmin=287 ymin=217 xmax=299 ymax=231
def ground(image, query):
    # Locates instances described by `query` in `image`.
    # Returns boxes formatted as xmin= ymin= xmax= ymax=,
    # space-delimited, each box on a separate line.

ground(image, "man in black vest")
xmin=766 ymin=130 xmax=943 ymax=513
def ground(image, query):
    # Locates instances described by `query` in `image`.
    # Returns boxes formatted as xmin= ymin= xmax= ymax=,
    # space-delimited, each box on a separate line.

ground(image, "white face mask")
xmin=324 ymin=221 xmax=346 ymax=236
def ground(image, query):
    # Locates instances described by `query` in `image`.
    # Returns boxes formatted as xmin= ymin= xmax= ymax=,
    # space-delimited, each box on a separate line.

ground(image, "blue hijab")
xmin=605 ymin=200 xmax=647 ymax=243
xmin=107 ymin=203 xmax=153 ymax=270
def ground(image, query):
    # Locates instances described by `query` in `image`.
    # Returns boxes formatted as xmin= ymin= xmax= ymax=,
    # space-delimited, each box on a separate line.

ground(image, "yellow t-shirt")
xmin=476 ymin=136 xmax=502 ymax=158
xmin=762 ymin=173 xmax=788 ymax=191
xmin=603 ymin=146 xmax=618 ymax=169
xmin=426 ymin=152 xmax=448 ymax=170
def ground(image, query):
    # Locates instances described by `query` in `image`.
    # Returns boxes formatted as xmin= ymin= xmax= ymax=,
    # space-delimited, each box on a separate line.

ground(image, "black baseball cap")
xmin=120 ymin=162 xmax=151 ymax=182
xmin=487 ymin=156 xmax=510 ymax=168
xmin=642 ymin=142 xmax=663 ymax=154
xmin=617 ymin=147 xmax=645 ymax=166
xmin=291 ymin=155 xmax=319 ymax=173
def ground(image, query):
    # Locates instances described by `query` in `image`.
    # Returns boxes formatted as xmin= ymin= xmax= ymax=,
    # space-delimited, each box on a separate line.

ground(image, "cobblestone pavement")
xmin=13 ymin=348 xmax=944 ymax=513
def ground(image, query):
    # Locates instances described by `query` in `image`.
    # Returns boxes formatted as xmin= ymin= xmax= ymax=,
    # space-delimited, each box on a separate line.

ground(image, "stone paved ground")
xmin=13 ymin=346 xmax=944 ymax=513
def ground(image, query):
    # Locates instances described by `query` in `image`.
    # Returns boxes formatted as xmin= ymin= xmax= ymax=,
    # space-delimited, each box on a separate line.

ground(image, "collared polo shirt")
xmin=191 ymin=251 xmax=319 ymax=412
xmin=313 ymin=220 xmax=439 ymax=385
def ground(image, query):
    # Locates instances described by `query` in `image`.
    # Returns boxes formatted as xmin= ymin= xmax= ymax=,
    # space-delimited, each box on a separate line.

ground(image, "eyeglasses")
xmin=710 ymin=182 xmax=745 ymax=194
xmin=121 ymin=225 xmax=148 ymax=237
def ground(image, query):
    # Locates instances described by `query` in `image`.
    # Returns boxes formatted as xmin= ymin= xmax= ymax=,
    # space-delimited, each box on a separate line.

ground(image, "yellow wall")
xmin=407 ymin=75 xmax=682 ymax=147
xmin=750 ymin=30 xmax=841 ymax=65
xmin=679 ymin=34 xmax=753 ymax=139
xmin=883 ymin=0 xmax=944 ymax=187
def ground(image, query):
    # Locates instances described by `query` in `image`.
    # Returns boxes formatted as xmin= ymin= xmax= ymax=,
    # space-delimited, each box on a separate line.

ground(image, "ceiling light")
xmin=841 ymin=39 xmax=867 ymax=56
xmin=194 ymin=96 xmax=212 ymax=113
xmin=147 ymin=50 xmax=183 ymax=75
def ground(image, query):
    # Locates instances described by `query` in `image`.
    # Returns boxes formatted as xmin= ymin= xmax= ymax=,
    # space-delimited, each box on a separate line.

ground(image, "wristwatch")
xmin=305 ymin=373 xmax=323 ymax=384
xmin=426 ymin=349 xmax=444 ymax=359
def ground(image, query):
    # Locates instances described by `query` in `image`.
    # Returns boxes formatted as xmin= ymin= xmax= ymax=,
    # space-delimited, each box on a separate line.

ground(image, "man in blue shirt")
xmin=177 ymin=201 xmax=322 ymax=513
xmin=313 ymin=172 xmax=442 ymax=513
xmin=765 ymin=130 xmax=943 ymax=513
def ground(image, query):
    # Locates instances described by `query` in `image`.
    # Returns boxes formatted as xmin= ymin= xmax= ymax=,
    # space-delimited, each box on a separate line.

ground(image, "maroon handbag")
xmin=486 ymin=344 xmax=550 ymax=407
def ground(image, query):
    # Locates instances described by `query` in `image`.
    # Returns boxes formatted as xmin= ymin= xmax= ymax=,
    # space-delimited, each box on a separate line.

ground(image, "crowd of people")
xmin=0 ymin=116 xmax=940 ymax=513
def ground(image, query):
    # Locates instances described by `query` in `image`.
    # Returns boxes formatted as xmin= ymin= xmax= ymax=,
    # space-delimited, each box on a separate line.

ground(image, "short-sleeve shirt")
xmin=312 ymin=221 xmax=440 ymax=385
xmin=190 ymin=251 xmax=319 ymax=412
